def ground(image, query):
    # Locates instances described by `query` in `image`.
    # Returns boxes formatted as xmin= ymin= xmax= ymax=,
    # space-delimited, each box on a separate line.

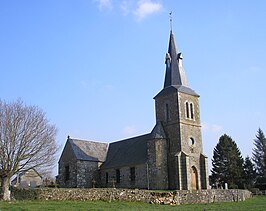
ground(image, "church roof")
xmin=101 ymin=134 xmax=151 ymax=169
xmin=68 ymin=138 xmax=108 ymax=162
xmin=150 ymin=121 xmax=167 ymax=139
xmin=155 ymin=31 xmax=199 ymax=98
xmin=154 ymin=85 xmax=199 ymax=99
xmin=164 ymin=31 xmax=189 ymax=88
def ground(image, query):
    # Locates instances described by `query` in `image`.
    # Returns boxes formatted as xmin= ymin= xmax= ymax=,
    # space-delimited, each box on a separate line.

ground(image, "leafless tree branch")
xmin=0 ymin=99 xmax=57 ymax=200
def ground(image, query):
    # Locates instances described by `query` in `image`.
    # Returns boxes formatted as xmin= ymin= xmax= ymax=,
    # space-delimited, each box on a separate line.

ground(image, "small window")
xmin=185 ymin=102 xmax=189 ymax=118
xmin=65 ymin=165 xmax=70 ymax=181
xmin=189 ymin=137 xmax=195 ymax=146
xmin=105 ymin=172 xmax=108 ymax=184
xmin=116 ymin=169 xmax=120 ymax=183
xmin=190 ymin=103 xmax=194 ymax=119
xmin=130 ymin=167 xmax=135 ymax=182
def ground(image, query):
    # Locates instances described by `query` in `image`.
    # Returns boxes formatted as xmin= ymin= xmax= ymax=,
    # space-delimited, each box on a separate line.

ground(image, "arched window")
xmin=190 ymin=103 xmax=194 ymax=119
xmin=185 ymin=102 xmax=189 ymax=118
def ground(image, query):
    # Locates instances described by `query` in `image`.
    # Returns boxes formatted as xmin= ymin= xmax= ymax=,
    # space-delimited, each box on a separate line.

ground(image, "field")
xmin=0 ymin=196 xmax=265 ymax=211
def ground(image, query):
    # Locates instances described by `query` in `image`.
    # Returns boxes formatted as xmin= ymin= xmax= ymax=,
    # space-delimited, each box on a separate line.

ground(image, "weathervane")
xmin=169 ymin=11 xmax=173 ymax=31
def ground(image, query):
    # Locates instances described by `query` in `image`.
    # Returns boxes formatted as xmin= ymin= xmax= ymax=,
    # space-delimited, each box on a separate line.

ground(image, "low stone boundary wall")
xmin=12 ymin=188 xmax=252 ymax=205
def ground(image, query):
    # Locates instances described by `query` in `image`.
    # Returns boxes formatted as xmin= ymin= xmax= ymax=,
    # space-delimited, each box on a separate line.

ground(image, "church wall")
xmin=200 ymin=154 xmax=209 ymax=189
xmin=155 ymin=91 xmax=181 ymax=189
xmin=155 ymin=91 xmax=180 ymax=130
xmin=178 ymin=92 xmax=202 ymax=154
xmin=154 ymin=90 xmax=208 ymax=190
xmin=58 ymin=159 xmax=77 ymax=188
xmin=58 ymin=142 xmax=77 ymax=188
xmin=76 ymin=160 xmax=100 ymax=188
xmin=178 ymin=92 xmax=207 ymax=190
xmin=100 ymin=164 xmax=148 ymax=189
xmin=147 ymin=138 xmax=168 ymax=190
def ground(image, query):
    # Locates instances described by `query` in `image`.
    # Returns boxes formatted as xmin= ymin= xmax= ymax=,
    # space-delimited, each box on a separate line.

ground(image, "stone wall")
xmin=76 ymin=160 xmax=100 ymax=188
xmin=101 ymin=164 xmax=148 ymax=189
xmin=12 ymin=188 xmax=252 ymax=205
xmin=58 ymin=141 xmax=77 ymax=188
xmin=147 ymin=138 xmax=168 ymax=190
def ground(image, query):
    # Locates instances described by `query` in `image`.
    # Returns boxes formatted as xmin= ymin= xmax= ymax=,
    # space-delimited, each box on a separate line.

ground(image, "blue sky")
xmin=1 ymin=0 xmax=266 ymax=175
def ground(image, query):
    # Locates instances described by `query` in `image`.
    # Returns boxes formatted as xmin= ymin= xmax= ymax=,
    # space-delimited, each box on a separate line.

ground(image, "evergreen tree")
xmin=243 ymin=156 xmax=256 ymax=189
xmin=252 ymin=128 xmax=266 ymax=189
xmin=210 ymin=134 xmax=245 ymax=189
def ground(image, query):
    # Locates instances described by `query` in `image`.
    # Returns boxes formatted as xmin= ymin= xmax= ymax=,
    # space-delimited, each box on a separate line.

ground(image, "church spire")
xmin=163 ymin=31 xmax=188 ymax=88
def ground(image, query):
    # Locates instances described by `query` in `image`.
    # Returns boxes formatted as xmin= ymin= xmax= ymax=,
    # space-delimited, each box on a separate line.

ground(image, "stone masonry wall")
xmin=147 ymin=138 xmax=168 ymax=190
xmin=13 ymin=188 xmax=252 ymax=205
xmin=101 ymin=164 xmax=148 ymax=189
xmin=76 ymin=160 xmax=100 ymax=188
xmin=58 ymin=142 xmax=77 ymax=188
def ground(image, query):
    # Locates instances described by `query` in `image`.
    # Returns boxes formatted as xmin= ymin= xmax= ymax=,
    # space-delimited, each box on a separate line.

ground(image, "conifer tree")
xmin=252 ymin=128 xmax=266 ymax=189
xmin=210 ymin=134 xmax=244 ymax=189
xmin=243 ymin=156 xmax=256 ymax=189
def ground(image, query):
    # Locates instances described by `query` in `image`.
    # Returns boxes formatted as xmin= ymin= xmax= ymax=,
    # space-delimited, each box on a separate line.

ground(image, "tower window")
xmin=190 ymin=103 xmax=194 ymax=119
xmin=185 ymin=102 xmax=189 ymax=118
xmin=185 ymin=101 xmax=195 ymax=120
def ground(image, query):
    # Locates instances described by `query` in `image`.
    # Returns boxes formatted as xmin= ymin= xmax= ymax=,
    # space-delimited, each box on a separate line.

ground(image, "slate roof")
xmin=68 ymin=138 xmax=108 ymax=162
xmin=101 ymin=134 xmax=151 ymax=169
xmin=164 ymin=31 xmax=189 ymax=88
xmin=154 ymin=85 xmax=199 ymax=99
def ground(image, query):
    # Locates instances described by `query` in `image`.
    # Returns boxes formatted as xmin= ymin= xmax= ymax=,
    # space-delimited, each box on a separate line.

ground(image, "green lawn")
xmin=0 ymin=196 xmax=265 ymax=211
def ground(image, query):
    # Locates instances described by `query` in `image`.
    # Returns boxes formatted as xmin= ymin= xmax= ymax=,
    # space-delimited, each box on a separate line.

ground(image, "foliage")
xmin=0 ymin=196 xmax=265 ymax=211
xmin=252 ymin=128 xmax=266 ymax=190
xmin=243 ymin=156 xmax=256 ymax=189
xmin=210 ymin=134 xmax=244 ymax=189
xmin=0 ymin=99 xmax=57 ymax=200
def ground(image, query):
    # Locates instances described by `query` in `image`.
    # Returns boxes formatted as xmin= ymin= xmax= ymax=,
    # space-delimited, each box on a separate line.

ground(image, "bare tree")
xmin=0 ymin=99 xmax=57 ymax=200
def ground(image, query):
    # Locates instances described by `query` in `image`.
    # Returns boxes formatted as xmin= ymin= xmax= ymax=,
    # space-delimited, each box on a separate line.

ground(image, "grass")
xmin=0 ymin=196 xmax=265 ymax=211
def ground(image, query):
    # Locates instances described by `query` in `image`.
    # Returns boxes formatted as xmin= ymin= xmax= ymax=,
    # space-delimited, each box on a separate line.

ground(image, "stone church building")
xmin=58 ymin=31 xmax=209 ymax=190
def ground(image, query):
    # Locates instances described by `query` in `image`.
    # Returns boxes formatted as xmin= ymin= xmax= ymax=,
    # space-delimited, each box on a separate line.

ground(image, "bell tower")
xmin=154 ymin=31 xmax=208 ymax=190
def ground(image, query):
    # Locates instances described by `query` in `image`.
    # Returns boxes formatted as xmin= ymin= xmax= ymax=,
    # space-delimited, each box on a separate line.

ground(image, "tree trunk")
xmin=2 ymin=176 xmax=11 ymax=201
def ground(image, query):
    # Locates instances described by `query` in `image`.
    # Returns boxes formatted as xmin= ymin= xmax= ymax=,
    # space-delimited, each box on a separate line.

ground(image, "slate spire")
xmin=164 ymin=31 xmax=188 ymax=88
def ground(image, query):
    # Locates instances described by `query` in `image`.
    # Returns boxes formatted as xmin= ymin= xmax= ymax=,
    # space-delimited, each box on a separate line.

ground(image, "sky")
xmin=1 ymin=0 xmax=266 ymax=176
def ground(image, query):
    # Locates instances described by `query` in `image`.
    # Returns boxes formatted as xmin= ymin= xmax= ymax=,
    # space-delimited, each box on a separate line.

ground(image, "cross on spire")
xmin=169 ymin=11 xmax=173 ymax=31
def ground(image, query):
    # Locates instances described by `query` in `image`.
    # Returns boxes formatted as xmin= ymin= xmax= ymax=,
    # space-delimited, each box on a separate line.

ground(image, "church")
xmin=58 ymin=30 xmax=209 ymax=190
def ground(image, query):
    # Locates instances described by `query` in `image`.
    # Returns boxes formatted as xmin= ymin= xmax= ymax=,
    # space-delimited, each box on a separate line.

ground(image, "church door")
xmin=190 ymin=166 xmax=198 ymax=190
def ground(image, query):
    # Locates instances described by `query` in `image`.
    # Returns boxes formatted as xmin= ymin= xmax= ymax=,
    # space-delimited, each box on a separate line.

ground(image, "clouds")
xmin=94 ymin=0 xmax=163 ymax=21
xmin=202 ymin=122 xmax=223 ymax=133
xmin=122 ymin=125 xmax=138 ymax=137
xmin=134 ymin=0 xmax=162 ymax=21
xmin=95 ymin=0 xmax=113 ymax=10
